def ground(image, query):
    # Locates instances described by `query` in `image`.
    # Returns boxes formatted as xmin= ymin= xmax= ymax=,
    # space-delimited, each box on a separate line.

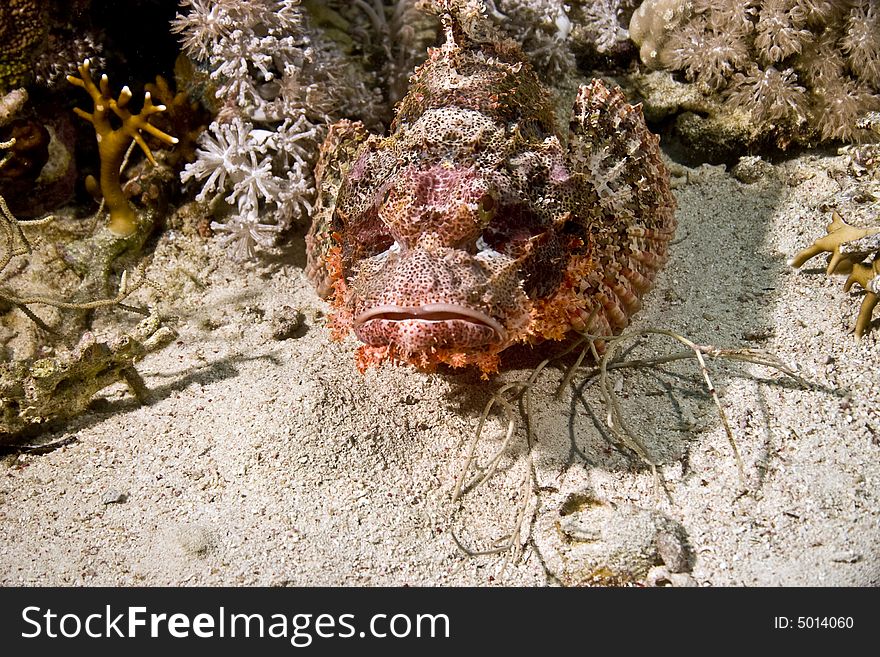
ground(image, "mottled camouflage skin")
xmin=306 ymin=2 xmax=676 ymax=375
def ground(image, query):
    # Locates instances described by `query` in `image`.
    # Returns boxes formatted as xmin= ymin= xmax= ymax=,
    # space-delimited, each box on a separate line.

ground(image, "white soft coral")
xmin=171 ymin=0 xmax=236 ymax=61
xmin=181 ymin=117 xmax=254 ymax=202
xmin=211 ymin=216 xmax=282 ymax=261
xmin=181 ymin=116 xmax=310 ymax=260
xmin=174 ymin=0 xmax=325 ymax=259
xmin=174 ymin=0 xmax=379 ymax=260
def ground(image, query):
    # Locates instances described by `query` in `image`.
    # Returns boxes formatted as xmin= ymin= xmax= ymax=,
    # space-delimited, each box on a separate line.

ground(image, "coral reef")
xmin=1 ymin=1 xmax=106 ymax=93
xmin=32 ymin=2 xmax=105 ymax=91
xmin=68 ymin=59 xmax=179 ymax=238
xmin=33 ymin=28 xmax=105 ymax=91
xmin=791 ymin=113 xmax=880 ymax=337
xmin=174 ymin=0 xmax=657 ymax=261
xmin=0 ymin=0 xmax=47 ymax=93
xmin=144 ymin=75 xmax=210 ymax=168
xmin=0 ymin=120 xmax=49 ymax=183
xmin=181 ymin=114 xmax=317 ymax=260
xmin=486 ymin=0 xmax=577 ymax=78
xmin=2 ymin=131 xmax=175 ymax=442
xmin=567 ymin=0 xmax=641 ymax=66
xmin=439 ymin=1 xmax=641 ymax=78
xmin=0 ymin=311 xmax=175 ymax=440
xmin=628 ymin=0 xmax=693 ymax=69
xmin=314 ymin=0 xmax=439 ymax=105
xmin=629 ymin=0 xmax=880 ymax=150
xmin=0 ymin=87 xmax=77 ymax=218
xmin=174 ymin=0 xmax=382 ymax=260
xmin=56 ymin=60 xmax=180 ymax=304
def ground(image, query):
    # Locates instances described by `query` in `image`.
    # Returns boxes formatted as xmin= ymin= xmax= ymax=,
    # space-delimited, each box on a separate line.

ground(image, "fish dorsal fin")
xmin=421 ymin=0 xmax=505 ymax=48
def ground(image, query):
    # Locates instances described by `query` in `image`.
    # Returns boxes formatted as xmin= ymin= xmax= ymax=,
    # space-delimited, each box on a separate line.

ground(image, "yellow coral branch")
xmin=843 ymin=256 xmax=880 ymax=338
xmin=67 ymin=59 xmax=178 ymax=237
xmin=788 ymin=211 xmax=880 ymax=273
xmin=791 ymin=212 xmax=880 ymax=338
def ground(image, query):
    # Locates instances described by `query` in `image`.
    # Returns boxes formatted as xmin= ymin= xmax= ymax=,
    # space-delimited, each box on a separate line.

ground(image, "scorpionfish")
xmin=306 ymin=0 xmax=677 ymax=376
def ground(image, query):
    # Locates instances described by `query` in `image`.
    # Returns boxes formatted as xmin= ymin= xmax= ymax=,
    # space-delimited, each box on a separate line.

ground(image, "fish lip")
xmin=354 ymin=303 xmax=507 ymax=343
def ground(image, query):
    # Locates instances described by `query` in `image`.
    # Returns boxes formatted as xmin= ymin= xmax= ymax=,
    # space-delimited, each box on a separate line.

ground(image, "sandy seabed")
xmin=0 ymin=151 xmax=877 ymax=586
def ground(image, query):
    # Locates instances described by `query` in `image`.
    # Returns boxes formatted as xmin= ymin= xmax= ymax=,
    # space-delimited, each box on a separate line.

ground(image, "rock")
xmin=535 ymin=491 xmax=693 ymax=586
xmin=101 ymin=490 xmax=128 ymax=505
xmin=268 ymin=306 xmax=304 ymax=341
xmin=731 ymin=156 xmax=776 ymax=185
xmin=656 ymin=528 xmax=690 ymax=573
xmin=647 ymin=565 xmax=699 ymax=587
xmin=830 ymin=551 xmax=862 ymax=564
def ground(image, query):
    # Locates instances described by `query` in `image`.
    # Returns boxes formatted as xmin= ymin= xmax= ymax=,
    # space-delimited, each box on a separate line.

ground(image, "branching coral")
xmin=790 ymin=212 xmax=880 ymax=274
xmin=1 ymin=136 xmax=174 ymax=440
xmin=317 ymin=0 xmax=439 ymax=104
xmin=0 ymin=310 xmax=175 ymax=440
xmin=57 ymin=60 xmax=180 ymax=307
xmin=68 ymin=59 xmax=179 ymax=238
xmin=791 ymin=113 xmax=880 ymax=337
xmin=790 ymin=212 xmax=880 ymax=337
xmin=844 ymin=256 xmax=880 ymax=337
xmin=173 ymin=0 xmax=382 ymax=260
xmin=181 ymin=115 xmax=316 ymax=259
xmin=630 ymin=0 xmax=880 ymax=147
xmin=486 ymin=0 xmax=576 ymax=77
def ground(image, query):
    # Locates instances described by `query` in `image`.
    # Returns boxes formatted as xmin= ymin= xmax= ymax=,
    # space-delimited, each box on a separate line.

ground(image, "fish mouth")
xmin=354 ymin=303 xmax=507 ymax=344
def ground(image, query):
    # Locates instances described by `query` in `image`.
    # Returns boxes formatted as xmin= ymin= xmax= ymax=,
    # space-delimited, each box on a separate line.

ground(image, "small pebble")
xmin=270 ymin=306 xmax=304 ymax=341
xmin=656 ymin=530 xmax=691 ymax=573
xmin=831 ymin=551 xmax=861 ymax=564
xmin=731 ymin=155 xmax=776 ymax=184
xmin=101 ymin=490 xmax=128 ymax=505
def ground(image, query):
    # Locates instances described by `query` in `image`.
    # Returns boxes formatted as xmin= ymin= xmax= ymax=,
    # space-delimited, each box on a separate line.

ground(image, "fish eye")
xmin=478 ymin=194 xmax=496 ymax=220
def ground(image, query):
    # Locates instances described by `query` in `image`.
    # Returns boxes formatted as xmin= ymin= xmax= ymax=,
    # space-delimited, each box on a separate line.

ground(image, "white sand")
xmin=1 ymin=151 xmax=877 ymax=586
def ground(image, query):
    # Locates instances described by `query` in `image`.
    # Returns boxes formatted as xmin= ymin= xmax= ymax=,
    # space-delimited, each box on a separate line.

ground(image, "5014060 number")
xmin=774 ymin=617 xmax=854 ymax=629
xmin=798 ymin=617 xmax=853 ymax=629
